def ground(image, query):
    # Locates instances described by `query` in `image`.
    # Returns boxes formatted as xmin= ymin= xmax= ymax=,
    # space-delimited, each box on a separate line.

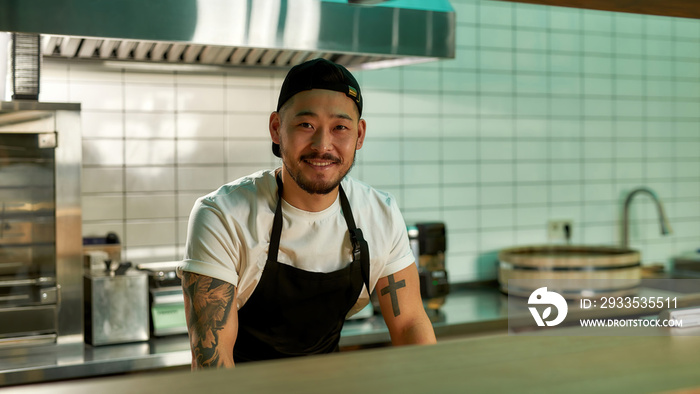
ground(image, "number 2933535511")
xmin=580 ymin=296 xmax=677 ymax=310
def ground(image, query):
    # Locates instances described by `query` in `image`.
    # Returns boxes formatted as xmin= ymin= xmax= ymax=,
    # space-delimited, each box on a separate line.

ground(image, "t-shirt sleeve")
xmin=379 ymin=196 xmax=416 ymax=278
xmin=177 ymin=197 xmax=241 ymax=287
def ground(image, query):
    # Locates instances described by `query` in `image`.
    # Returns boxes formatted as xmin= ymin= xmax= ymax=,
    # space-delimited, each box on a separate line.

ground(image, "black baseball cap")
xmin=272 ymin=58 xmax=363 ymax=158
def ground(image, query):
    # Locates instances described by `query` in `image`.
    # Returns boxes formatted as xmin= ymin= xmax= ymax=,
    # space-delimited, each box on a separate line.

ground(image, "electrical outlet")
xmin=547 ymin=220 xmax=572 ymax=242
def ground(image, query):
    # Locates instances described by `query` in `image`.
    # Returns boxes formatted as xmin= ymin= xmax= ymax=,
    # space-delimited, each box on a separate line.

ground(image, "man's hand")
xmin=376 ymin=264 xmax=436 ymax=345
xmin=181 ymin=271 xmax=238 ymax=369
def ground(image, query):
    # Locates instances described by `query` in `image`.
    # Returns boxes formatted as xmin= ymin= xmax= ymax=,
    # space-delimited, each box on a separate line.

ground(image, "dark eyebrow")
xmin=293 ymin=110 xmax=354 ymax=122
xmin=334 ymin=113 xmax=354 ymax=121
xmin=293 ymin=110 xmax=317 ymax=118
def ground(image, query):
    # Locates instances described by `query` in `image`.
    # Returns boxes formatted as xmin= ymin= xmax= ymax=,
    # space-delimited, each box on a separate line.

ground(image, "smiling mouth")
xmin=301 ymin=155 xmax=340 ymax=168
xmin=306 ymin=160 xmax=334 ymax=167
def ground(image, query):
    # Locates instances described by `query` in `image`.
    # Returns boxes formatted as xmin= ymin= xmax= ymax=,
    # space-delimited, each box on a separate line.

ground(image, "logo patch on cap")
xmin=348 ymin=86 xmax=358 ymax=99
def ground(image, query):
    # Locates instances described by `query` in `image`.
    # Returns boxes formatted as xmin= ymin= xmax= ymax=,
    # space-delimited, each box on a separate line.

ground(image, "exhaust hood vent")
xmin=40 ymin=36 xmax=389 ymax=69
xmin=1 ymin=0 xmax=456 ymax=70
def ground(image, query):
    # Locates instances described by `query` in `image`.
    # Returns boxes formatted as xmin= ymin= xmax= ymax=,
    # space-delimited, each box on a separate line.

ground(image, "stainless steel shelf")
xmin=0 ymin=101 xmax=80 ymax=112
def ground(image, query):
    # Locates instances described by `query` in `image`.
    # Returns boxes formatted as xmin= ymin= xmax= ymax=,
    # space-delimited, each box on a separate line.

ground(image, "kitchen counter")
xmin=0 ymin=283 xmax=505 ymax=387
xmin=1 ymin=280 xmax=698 ymax=388
xmin=9 ymin=329 xmax=700 ymax=394
xmin=341 ymin=282 xmax=507 ymax=347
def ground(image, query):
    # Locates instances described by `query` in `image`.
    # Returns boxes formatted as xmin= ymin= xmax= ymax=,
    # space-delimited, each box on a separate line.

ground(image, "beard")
xmin=280 ymin=144 xmax=357 ymax=195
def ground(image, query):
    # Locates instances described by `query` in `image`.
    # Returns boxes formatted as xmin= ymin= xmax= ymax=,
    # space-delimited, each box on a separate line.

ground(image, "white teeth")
xmin=306 ymin=160 xmax=333 ymax=167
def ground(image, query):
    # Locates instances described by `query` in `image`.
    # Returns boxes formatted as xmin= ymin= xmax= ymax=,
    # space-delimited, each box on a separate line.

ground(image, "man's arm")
xmin=376 ymin=263 xmax=436 ymax=345
xmin=181 ymin=271 xmax=238 ymax=369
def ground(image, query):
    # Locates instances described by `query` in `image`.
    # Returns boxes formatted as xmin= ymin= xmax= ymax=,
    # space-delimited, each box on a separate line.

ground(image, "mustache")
xmin=300 ymin=153 xmax=341 ymax=163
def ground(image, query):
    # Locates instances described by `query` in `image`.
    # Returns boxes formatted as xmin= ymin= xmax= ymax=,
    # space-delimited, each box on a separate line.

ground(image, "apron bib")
xmin=233 ymin=174 xmax=370 ymax=362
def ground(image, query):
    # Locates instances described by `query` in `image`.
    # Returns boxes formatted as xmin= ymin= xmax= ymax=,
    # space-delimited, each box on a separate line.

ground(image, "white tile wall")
xmin=125 ymin=140 xmax=176 ymax=166
xmin=82 ymin=140 xmax=124 ymax=166
xmin=82 ymin=168 xmax=124 ymax=193
xmin=125 ymin=113 xmax=175 ymax=139
xmin=125 ymin=194 xmax=177 ymax=220
xmin=125 ymin=167 xmax=175 ymax=192
xmin=177 ymin=167 xmax=226 ymax=191
xmin=177 ymin=140 xmax=225 ymax=165
xmin=177 ymin=113 xmax=225 ymax=138
xmin=177 ymin=86 xmax=225 ymax=112
xmin=41 ymin=0 xmax=700 ymax=282
xmin=82 ymin=112 xmax=124 ymax=138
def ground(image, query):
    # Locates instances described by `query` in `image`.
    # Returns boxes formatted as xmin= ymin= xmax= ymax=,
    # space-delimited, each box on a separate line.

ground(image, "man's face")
xmin=270 ymin=89 xmax=366 ymax=195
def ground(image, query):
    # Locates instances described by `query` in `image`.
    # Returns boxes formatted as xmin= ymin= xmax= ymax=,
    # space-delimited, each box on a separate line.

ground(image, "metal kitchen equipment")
xmin=83 ymin=233 xmax=122 ymax=272
xmin=0 ymin=0 xmax=455 ymax=70
xmin=84 ymin=264 xmax=150 ymax=346
xmin=136 ymin=261 xmax=188 ymax=337
xmin=673 ymin=252 xmax=700 ymax=278
xmin=0 ymin=101 xmax=82 ymax=346
xmin=408 ymin=222 xmax=450 ymax=310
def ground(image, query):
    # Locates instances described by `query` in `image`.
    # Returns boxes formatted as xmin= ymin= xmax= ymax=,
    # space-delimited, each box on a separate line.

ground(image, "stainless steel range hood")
xmin=0 ymin=0 xmax=455 ymax=70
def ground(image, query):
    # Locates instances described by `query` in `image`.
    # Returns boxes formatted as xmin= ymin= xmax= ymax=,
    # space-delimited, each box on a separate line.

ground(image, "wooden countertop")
xmin=13 ymin=331 xmax=700 ymax=394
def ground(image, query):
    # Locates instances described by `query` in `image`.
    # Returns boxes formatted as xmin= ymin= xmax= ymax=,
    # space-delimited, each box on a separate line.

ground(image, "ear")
xmin=356 ymin=118 xmax=366 ymax=150
xmin=269 ymin=111 xmax=281 ymax=144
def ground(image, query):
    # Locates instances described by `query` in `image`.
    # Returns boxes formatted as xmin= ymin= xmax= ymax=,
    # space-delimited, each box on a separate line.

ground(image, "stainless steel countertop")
xmin=0 ymin=284 xmax=506 ymax=387
xmin=1 ymin=280 xmax=696 ymax=387
xmin=340 ymin=283 xmax=507 ymax=347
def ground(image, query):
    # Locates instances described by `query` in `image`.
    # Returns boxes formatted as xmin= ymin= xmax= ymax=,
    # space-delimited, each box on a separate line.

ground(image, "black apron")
xmin=233 ymin=174 xmax=370 ymax=363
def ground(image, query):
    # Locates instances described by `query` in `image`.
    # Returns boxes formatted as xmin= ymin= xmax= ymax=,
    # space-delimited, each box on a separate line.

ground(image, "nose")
xmin=310 ymin=127 xmax=332 ymax=152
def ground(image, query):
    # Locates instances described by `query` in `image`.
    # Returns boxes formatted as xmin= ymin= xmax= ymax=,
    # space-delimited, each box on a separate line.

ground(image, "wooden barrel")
xmin=498 ymin=245 xmax=641 ymax=299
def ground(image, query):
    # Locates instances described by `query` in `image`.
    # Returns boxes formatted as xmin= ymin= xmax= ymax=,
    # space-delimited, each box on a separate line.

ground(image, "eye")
xmin=335 ymin=124 xmax=349 ymax=131
xmin=299 ymin=122 xmax=314 ymax=129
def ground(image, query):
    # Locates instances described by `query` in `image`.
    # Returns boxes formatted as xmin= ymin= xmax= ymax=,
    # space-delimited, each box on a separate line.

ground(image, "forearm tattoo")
xmin=380 ymin=274 xmax=406 ymax=317
xmin=182 ymin=273 xmax=235 ymax=368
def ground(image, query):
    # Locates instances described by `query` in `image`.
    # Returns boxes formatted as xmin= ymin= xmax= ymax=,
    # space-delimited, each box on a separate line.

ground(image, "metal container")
xmin=84 ymin=268 xmax=150 ymax=346
xmin=673 ymin=252 xmax=700 ymax=277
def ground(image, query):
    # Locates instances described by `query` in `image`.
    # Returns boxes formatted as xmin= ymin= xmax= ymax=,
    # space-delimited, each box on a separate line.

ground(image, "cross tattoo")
xmin=380 ymin=274 xmax=406 ymax=317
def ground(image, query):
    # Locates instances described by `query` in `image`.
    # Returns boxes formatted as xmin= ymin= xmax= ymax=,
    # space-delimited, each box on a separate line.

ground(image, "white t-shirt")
xmin=177 ymin=169 xmax=415 ymax=316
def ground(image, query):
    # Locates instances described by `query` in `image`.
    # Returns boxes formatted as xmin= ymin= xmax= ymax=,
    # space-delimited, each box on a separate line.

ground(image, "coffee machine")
xmin=408 ymin=222 xmax=450 ymax=310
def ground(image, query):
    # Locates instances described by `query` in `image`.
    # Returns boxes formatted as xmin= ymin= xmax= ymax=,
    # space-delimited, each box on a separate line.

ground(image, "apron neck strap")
xmin=338 ymin=185 xmax=371 ymax=295
xmin=267 ymin=174 xmax=285 ymax=264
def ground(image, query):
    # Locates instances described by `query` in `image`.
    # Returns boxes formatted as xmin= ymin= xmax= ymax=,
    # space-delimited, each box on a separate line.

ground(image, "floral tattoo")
xmin=182 ymin=272 xmax=235 ymax=367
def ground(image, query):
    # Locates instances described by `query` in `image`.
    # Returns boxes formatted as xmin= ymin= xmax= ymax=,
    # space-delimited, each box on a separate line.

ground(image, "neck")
xmin=278 ymin=168 xmax=339 ymax=212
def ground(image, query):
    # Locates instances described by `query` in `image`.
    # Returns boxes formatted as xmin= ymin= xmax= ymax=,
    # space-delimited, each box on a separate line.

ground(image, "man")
xmin=178 ymin=58 xmax=436 ymax=368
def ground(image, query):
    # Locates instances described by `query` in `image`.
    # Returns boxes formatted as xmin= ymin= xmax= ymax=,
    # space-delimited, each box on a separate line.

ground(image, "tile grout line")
xmin=511 ymin=2 xmax=519 ymax=245
xmin=173 ymin=71 xmax=180 ymax=261
xmin=611 ymin=11 xmax=619 ymax=247
xmin=438 ymin=59 xmax=445 ymax=222
xmin=578 ymin=8 xmax=586 ymax=245
xmin=398 ymin=66 xmax=405 ymax=213
xmin=545 ymin=6 xmax=553 ymax=225
xmin=474 ymin=0 xmax=483 ymax=270
xmin=121 ymin=66 xmax=128 ymax=261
